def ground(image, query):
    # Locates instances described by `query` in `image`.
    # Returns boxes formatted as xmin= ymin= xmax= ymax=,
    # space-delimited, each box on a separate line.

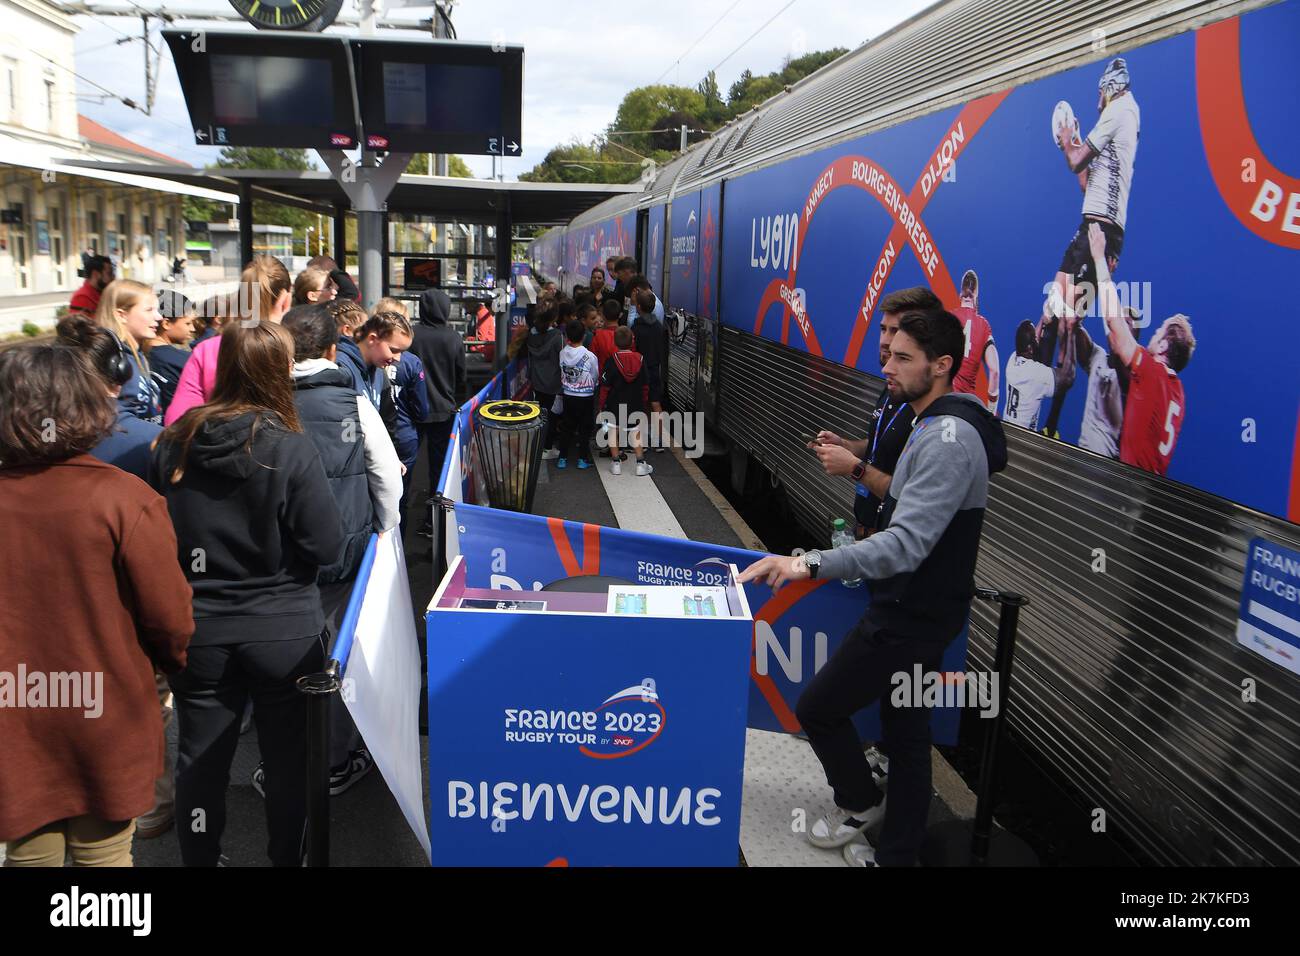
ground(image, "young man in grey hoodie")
xmin=740 ymin=309 xmax=1008 ymax=868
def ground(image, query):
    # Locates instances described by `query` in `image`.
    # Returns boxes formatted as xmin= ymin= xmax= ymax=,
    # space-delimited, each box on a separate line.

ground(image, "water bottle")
xmin=831 ymin=518 xmax=862 ymax=588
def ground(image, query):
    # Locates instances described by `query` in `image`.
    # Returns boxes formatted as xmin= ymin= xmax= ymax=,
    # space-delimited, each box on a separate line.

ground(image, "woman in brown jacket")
xmin=0 ymin=345 xmax=193 ymax=866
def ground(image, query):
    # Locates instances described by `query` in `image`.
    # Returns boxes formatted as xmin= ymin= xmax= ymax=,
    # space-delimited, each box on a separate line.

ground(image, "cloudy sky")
xmin=72 ymin=0 xmax=934 ymax=178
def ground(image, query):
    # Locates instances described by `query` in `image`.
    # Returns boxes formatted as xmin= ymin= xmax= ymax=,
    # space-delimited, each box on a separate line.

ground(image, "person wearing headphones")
xmin=96 ymin=278 xmax=163 ymax=424
xmin=57 ymin=314 xmax=161 ymax=481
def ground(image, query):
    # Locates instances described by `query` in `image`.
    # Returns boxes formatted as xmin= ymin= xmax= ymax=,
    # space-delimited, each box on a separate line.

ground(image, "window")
xmin=87 ymin=208 xmax=100 ymax=253
xmin=12 ymin=204 xmax=28 ymax=290
xmin=50 ymin=204 xmax=64 ymax=285
xmin=4 ymin=59 xmax=16 ymax=119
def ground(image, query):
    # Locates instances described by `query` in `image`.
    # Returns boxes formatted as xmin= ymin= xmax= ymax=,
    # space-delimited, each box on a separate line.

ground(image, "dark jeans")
xmin=421 ymin=417 xmax=456 ymax=501
xmin=169 ymin=634 xmax=326 ymax=866
xmin=558 ymin=394 xmax=594 ymax=463
xmin=795 ymin=617 xmax=952 ymax=867
xmin=533 ymin=391 xmax=558 ymax=450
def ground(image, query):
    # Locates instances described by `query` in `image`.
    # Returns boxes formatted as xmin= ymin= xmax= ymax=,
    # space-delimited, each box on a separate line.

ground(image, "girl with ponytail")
xmin=164 ymin=255 xmax=292 ymax=425
xmin=335 ymin=308 xmax=413 ymax=409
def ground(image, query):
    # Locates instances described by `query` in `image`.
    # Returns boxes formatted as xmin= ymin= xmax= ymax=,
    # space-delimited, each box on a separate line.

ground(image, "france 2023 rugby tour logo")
xmin=580 ymin=680 xmax=665 ymax=759
xmin=502 ymin=679 xmax=665 ymax=760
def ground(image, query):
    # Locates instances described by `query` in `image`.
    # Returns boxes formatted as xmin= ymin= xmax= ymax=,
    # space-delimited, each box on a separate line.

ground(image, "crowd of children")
xmin=521 ymin=260 xmax=668 ymax=476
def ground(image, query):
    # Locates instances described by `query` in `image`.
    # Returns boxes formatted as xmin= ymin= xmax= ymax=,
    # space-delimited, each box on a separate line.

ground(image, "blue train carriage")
xmin=529 ymin=0 xmax=1300 ymax=866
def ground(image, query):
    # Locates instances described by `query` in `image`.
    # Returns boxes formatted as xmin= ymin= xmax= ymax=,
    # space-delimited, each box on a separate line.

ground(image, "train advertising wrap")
xmin=698 ymin=183 xmax=722 ymax=320
xmin=669 ymin=190 xmax=701 ymax=316
xmin=646 ymin=202 xmax=665 ymax=295
xmin=720 ymin=2 xmax=1300 ymax=523
xmin=451 ymin=502 xmax=969 ymax=744
xmin=531 ymin=229 xmax=562 ymax=284
xmin=564 ymin=212 xmax=634 ymax=290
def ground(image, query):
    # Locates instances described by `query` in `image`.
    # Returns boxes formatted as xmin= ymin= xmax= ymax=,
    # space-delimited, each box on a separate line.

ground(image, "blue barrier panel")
xmin=330 ymin=533 xmax=379 ymax=672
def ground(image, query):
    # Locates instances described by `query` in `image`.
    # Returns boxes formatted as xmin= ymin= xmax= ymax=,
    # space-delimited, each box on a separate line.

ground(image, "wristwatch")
xmin=803 ymin=550 xmax=822 ymax=579
xmin=850 ymin=460 xmax=867 ymax=482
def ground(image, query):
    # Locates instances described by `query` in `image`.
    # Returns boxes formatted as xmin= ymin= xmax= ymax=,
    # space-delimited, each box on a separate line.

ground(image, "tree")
xmin=405 ymin=154 xmax=475 ymax=177
xmin=697 ymin=71 xmax=727 ymax=128
xmin=517 ymin=49 xmax=849 ymax=184
xmin=778 ymin=49 xmax=848 ymax=86
xmin=652 ymin=110 xmax=706 ymax=153
xmin=518 ymin=140 xmax=639 ymax=184
xmin=206 ymin=147 xmax=316 ymax=252
xmin=608 ymin=84 xmax=707 ymax=155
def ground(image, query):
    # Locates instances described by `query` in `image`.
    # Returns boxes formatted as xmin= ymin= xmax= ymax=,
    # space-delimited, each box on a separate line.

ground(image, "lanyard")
xmin=869 ymin=401 xmax=907 ymax=465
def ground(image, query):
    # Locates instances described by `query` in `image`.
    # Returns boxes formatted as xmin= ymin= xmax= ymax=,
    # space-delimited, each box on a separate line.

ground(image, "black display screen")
xmin=210 ymin=54 xmax=335 ymax=128
xmin=164 ymin=31 xmax=359 ymax=150
xmin=356 ymin=40 xmax=523 ymax=155
xmin=164 ymin=32 xmax=524 ymax=155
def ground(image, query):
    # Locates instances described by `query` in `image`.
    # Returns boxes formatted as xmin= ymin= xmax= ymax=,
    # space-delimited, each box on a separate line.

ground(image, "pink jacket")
xmin=164 ymin=335 xmax=220 ymax=425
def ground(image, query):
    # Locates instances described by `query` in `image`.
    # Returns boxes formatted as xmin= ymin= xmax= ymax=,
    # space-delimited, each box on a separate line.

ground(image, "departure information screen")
xmin=357 ymin=41 xmax=523 ymax=155
xmin=165 ymin=30 xmax=359 ymax=149
xmin=211 ymin=55 xmax=334 ymax=127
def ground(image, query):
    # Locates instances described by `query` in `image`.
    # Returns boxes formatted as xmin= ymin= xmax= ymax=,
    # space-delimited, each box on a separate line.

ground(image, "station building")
xmin=0 ymin=0 xmax=235 ymax=333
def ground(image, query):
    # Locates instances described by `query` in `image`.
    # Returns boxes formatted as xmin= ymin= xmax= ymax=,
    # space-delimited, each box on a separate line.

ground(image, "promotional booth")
xmin=426 ymin=556 xmax=753 ymax=866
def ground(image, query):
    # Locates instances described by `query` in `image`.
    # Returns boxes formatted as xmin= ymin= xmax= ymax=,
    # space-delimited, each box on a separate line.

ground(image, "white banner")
xmin=343 ymin=530 xmax=430 ymax=859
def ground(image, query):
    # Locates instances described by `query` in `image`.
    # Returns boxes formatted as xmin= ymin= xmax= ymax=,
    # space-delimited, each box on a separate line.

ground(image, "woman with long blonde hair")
xmin=95 ymin=278 xmax=163 ymax=423
xmin=150 ymin=319 xmax=343 ymax=867
xmin=164 ymin=255 xmax=292 ymax=425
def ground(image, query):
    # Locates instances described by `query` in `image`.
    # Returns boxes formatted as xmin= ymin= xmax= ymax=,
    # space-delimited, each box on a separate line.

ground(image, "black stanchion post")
xmin=919 ymin=587 xmax=1039 ymax=867
xmin=297 ymin=664 xmax=341 ymax=867
xmin=431 ymin=492 xmax=449 ymax=584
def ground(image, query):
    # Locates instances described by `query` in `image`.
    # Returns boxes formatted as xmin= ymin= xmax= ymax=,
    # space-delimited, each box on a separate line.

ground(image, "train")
xmin=527 ymin=0 xmax=1300 ymax=865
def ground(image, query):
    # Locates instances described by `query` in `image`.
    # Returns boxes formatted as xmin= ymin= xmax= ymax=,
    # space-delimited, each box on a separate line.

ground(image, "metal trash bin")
xmin=473 ymin=400 xmax=546 ymax=513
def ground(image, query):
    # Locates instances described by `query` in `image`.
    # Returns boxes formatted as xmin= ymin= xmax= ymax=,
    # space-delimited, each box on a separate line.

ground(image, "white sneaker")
xmin=808 ymin=799 xmax=886 ymax=849
xmin=610 ymin=460 xmax=622 ymax=476
xmin=843 ymin=839 xmax=880 ymax=867
xmin=636 ymin=461 xmax=653 ymax=476
xmin=541 ymin=448 xmax=560 ymax=460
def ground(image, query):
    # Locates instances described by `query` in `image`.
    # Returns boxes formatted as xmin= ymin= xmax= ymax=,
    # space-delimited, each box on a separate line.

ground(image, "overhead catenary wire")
xmin=707 ymin=0 xmax=802 ymax=76
xmin=653 ymin=0 xmax=745 ymax=85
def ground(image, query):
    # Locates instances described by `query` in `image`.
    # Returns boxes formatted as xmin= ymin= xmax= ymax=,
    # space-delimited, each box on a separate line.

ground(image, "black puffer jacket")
xmin=292 ymin=365 xmax=373 ymax=585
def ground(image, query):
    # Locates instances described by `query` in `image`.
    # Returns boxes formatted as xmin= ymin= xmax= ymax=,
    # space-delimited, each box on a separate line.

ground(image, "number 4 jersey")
xmin=1119 ymin=345 xmax=1185 ymax=476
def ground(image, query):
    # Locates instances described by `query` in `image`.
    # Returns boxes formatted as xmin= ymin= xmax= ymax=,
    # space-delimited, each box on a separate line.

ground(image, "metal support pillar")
xmin=237 ymin=179 xmax=253 ymax=269
xmin=318 ymin=150 xmax=411 ymax=315
xmin=494 ymin=195 xmax=511 ymax=374
xmin=333 ymin=204 xmax=348 ymax=268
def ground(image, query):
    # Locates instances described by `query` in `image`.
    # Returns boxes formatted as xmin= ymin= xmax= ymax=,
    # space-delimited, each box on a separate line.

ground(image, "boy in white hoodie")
xmin=557 ymin=318 xmax=599 ymax=470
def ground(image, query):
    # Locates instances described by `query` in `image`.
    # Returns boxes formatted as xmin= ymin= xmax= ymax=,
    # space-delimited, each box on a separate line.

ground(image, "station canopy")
xmin=55 ymin=159 xmax=640 ymax=226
